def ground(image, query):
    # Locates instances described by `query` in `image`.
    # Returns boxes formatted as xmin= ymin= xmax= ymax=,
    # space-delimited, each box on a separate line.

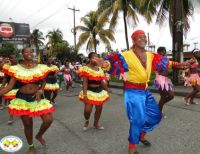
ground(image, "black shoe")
xmin=140 ymin=139 xmax=151 ymax=147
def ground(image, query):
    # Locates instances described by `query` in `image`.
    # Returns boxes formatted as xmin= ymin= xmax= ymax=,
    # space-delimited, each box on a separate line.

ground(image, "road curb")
xmin=75 ymin=81 xmax=200 ymax=98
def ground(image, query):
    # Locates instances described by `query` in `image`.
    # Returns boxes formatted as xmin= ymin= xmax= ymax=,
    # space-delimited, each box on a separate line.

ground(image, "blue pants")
xmin=124 ymin=88 xmax=161 ymax=144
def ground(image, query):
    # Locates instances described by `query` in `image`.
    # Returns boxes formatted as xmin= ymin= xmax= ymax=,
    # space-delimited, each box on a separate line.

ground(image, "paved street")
xmin=0 ymin=84 xmax=200 ymax=154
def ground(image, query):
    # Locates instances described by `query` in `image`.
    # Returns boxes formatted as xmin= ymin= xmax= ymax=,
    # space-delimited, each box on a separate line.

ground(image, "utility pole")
xmin=68 ymin=6 xmax=80 ymax=52
xmin=172 ymin=0 xmax=183 ymax=85
xmin=194 ymin=42 xmax=198 ymax=49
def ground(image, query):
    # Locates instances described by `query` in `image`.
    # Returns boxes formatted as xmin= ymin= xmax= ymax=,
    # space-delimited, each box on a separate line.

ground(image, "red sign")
xmin=0 ymin=23 xmax=14 ymax=38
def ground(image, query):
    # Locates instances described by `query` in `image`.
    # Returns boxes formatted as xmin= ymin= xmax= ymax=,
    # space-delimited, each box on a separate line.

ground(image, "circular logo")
xmin=0 ymin=23 xmax=14 ymax=38
xmin=0 ymin=136 xmax=23 ymax=153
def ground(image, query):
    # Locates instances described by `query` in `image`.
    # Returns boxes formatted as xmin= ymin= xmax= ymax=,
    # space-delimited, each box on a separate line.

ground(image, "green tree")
xmin=31 ymin=29 xmax=44 ymax=56
xmin=76 ymin=11 xmax=115 ymax=53
xmin=0 ymin=43 xmax=19 ymax=58
xmin=46 ymin=29 xmax=63 ymax=55
xmin=98 ymin=0 xmax=143 ymax=50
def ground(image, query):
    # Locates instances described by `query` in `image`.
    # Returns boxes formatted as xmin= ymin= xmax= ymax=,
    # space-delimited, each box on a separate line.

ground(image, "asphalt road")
xmin=0 ymin=84 xmax=200 ymax=154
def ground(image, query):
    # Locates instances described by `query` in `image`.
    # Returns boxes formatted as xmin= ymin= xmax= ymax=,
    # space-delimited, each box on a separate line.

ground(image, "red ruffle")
xmin=80 ymin=97 xmax=109 ymax=106
xmin=8 ymin=107 xmax=55 ymax=117
xmin=2 ymin=67 xmax=50 ymax=83
xmin=3 ymin=95 xmax=16 ymax=100
xmin=79 ymin=72 xmax=105 ymax=80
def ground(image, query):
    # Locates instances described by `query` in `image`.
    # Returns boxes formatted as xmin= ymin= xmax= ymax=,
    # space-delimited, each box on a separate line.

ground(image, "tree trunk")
xmin=172 ymin=0 xmax=183 ymax=85
xmin=123 ymin=11 xmax=129 ymax=50
xmin=93 ymin=34 xmax=97 ymax=53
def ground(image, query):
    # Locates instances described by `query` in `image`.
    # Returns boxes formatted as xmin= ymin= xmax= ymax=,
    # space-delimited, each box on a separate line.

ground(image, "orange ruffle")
xmin=8 ymin=107 xmax=55 ymax=117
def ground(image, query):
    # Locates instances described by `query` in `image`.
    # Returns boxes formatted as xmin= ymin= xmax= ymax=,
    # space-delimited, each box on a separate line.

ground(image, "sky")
xmin=0 ymin=0 xmax=200 ymax=55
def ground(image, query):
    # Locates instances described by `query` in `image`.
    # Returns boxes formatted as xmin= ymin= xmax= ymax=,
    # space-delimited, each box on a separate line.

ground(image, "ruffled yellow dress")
xmin=2 ymin=64 xmax=55 ymax=117
xmin=79 ymin=66 xmax=109 ymax=106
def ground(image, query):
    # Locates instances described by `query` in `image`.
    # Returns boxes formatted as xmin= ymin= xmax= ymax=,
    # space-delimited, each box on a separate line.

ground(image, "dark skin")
xmin=83 ymin=54 xmax=110 ymax=129
xmin=156 ymin=50 xmax=174 ymax=113
xmin=184 ymin=51 xmax=200 ymax=104
xmin=0 ymin=48 xmax=53 ymax=154
xmin=64 ymin=62 xmax=72 ymax=91
xmin=44 ymin=58 xmax=58 ymax=103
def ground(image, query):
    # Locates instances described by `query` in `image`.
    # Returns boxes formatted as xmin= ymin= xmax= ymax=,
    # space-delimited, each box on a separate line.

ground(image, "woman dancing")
xmin=63 ymin=61 xmax=73 ymax=91
xmin=183 ymin=48 xmax=200 ymax=105
xmin=79 ymin=52 xmax=110 ymax=131
xmin=0 ymin=48 xmax=54 ymax=154
xmin=44 ymin=58 xmax=59 ymax=104
xmin=154 ymin=47 xmax=174 ymax=117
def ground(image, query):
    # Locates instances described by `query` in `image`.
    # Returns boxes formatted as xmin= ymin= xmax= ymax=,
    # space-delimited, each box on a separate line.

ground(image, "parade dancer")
xmin=79 ymin=52 xmax=110 ymax=131
xmin=1 ymin=53 xmax=18 ymax=124
xmin=154 ymin=47 xmax=174 ymax=118
xmin=0 ymin=48 xmax=54 ymax=154
xmin=183 ymin=49 xmax=200 ymax=105
xmin=102 ymin=30 xmax=188 ymax=154
xmin=63 ymin=61 xmax=73 ymax=91
xmin=44 ymin=58 xmax=59 ymax=104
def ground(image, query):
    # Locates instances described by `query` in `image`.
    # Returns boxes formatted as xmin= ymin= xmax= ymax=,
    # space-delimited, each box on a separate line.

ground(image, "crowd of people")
xmin=0 ymin=30 xmax=199 ymax=154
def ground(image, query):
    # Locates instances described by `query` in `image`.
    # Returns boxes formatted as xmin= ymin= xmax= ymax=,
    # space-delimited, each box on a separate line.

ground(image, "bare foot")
xmin=35 ymin=135 xmax=46 ymax=146
xmin=27 ymin=147 xmax=36 ymax=154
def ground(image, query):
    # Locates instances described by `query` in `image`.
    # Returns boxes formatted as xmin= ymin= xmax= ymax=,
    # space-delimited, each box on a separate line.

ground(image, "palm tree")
xmin=98 ymin=0 xmax=144 ymax=50
xmin=46 ymin=29 xmax=63 ymax=55
xmin=138 ymin=0 xmax=200 ymax=84
xmin=76 ymin=11 xmax=115 ymax=53
xmin=31 ymin=29 xmax=44 ymax=56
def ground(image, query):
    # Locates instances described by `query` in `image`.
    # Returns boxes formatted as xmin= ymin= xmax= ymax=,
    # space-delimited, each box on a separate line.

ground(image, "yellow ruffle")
xmin=8 ymin=98 xmax=53 ymax=112
xmin=3 ymin=64 xmax=50 ymax=83
xmin=44 ymin=83 xmax=60 ymax=91
xmin=49 ymin=65 xmax=59 ymax=72
xmin=3 ymin=89 xmax=18 ymax=97
xmin=102 ymin=60 xmax=111 ymax=71
xmin=79 ymin=90 xmax=109 ymax=104
xmin=79 ymin=66 xmax=105 ymax=79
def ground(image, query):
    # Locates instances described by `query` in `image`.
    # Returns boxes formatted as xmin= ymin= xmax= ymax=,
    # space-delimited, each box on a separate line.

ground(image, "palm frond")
xmin=126 ymin=5 xmax=138 ymax=27
xmin=76 ymin=32 xmax=90 ymax=50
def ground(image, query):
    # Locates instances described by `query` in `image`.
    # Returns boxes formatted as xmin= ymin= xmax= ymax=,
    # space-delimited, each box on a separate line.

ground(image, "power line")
xmin=30 ymin=4 xmax=67 ymax=30
xmin=23 ymin=0 xmax=57 ymax=22
xmin=30 ymin=0 xmax=74 ymax=30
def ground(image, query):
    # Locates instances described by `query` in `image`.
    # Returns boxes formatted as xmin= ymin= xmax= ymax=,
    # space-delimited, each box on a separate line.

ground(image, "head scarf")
xmin=131 ymin=30 xmax=145 ymax=48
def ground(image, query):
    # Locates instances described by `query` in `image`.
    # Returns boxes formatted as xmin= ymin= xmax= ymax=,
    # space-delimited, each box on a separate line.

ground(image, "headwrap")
xmin=131 ymin=30 xmax=145 ymax=40
xmin=131 ymin=30 xmax=145 ymax=48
